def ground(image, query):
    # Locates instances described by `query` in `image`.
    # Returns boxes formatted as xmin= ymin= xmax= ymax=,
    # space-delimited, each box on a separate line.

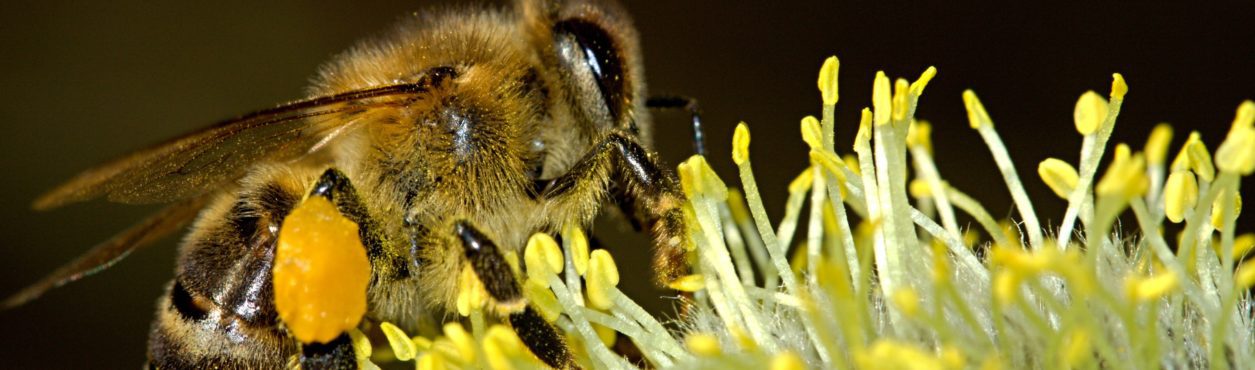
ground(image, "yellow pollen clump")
xmin=272 ymin=196 xmax=370 ymax=344
xmin=1073 ymin=91 xmax=1108 ymax=135
xmin=1163 ymin=171 xmax=1199 ymax=223
xmin=818 ymin=56 xmax=840 ymax=106
xmin=1037 ymin=158 xmax=1079 ymax=199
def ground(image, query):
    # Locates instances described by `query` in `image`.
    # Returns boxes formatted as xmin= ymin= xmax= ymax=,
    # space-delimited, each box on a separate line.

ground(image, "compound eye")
xmin=554 ymin=19 xmax=625 ymax=124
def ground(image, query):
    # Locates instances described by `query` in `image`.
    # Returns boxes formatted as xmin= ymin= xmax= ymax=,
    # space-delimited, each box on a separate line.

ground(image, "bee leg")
xmin=454 ymin=221 xmax=573 ymax=368
xmin=646 ymin=95 xmax=706 ymax=156
xmin=298 ymin=333 xmax=358 ymax=370
xmin=544 ymin=133 xmax=690 ymax=286
xmin=310 ymin=168 xmax=415 ymax=279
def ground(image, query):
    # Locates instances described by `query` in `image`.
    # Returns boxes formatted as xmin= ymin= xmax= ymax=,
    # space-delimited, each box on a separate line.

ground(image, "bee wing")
xmin=3 ymin=195 xmax=210 ymax=309
xmin=32 ymin=82 xmax=431 ymax=210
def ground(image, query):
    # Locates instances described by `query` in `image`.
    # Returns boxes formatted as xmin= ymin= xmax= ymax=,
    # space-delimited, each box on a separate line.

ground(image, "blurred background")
xmin=2 ymin=1 xmax=1252 ymax=366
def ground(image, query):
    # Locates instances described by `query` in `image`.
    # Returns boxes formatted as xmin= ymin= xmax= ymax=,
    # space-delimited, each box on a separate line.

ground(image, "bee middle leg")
xmin=454 ymin=221 xmax=572 ymax=369
xmin=542 ymin=132 xmax=690 ymax=286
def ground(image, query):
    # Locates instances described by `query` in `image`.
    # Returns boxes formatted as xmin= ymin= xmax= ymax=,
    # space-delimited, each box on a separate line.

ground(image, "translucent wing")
xmin=3 ymin=195 xmax=210 ymax=309
xmin=33 ymin=82 xmax=434 ymax=210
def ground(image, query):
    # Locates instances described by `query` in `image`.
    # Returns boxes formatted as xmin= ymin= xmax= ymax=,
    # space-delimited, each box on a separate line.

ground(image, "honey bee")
xmin=5 ymin=0 xmax=704 ymax=367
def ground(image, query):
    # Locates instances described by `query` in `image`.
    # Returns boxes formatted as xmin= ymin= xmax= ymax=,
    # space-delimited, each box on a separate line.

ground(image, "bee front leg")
xmin=543 ymin=133 xmax=691 ymax=286
xmin=454 ymin=221 xmax=573 ymax=369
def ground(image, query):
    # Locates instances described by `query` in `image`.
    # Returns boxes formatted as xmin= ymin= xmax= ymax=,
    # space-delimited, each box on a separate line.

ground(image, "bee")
xmin=5 ymin=0 xmax=705 ymax=367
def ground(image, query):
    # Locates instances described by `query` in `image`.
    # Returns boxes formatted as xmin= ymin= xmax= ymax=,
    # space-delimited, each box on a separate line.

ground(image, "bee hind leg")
xmin=454 ymin=221 xmax=573 ymax=369
xmin=543 ymin=133 xmax=691 ymax=286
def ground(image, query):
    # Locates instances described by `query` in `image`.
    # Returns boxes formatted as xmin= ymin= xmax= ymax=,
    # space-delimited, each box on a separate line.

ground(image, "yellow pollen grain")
xmin=272 ymin=196 xmax=370 ymax=344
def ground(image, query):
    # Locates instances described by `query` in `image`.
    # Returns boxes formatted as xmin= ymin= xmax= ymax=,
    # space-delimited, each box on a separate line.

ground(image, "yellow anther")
xmin=788 ymin=168 xmax=815 ymax=194
xmin=855 ymin=108 xmax=873 ymax=149
xmin=1126 ymin=271 xmax=1178 ymax=302
xmin=685 ymin=333 xmax=722 ymax=356
xmin=1183 ymin=132 xmax=1216 ymax=181
xmin=667 ymin=274 xmax=705 ymax=292
xmin=586 ymin=249 xmax=620 ymax=310
xmin=1233 ymin=233 xmax=1255 ymax=260
xmin=380 ymin=322 xmax=418 ymax=361
xmin=818 ymin=56 xmax=840 ymax=106
xmin=593 ymin=323 xmax=617 ymax=348
xmin=940 ymin=346 xmax=965 ymax=370
xmin=413 ymin=336 xmax=433 ymax=351
xmin=809 ymin=150 xmax=847 ymax=196
xmin=891 ymin=288 xmax=921 ymax=318
xmin=416 ymin=352 xmax=445 ymax=370
xmin=892 ymin=78 xmax=910 ymax=121
xmin=1061 ymin=329 xmax=1092 ymax=368
xmin=1233 ymin=100 xmax=1255 ymax=131
xmin=456 ymin=264 xmax=487 ymax=316
xmin=504 ymin=250 xmax=521 ymax=276
xmin=1095 ymin=144 xmax=1148 ymax=198
xmin=728 ymin=326 xmax=757 ymax=351
xmin=907 ymin=119 xmax=933 ymax=153
xmin=1163 ymin=171 xmax=1199 ymax=223
xmin=962 ymin=90 xmax=992 ymax=129
xmin=524 ymin=233 xmax=563 ymax=286
xmin=348 ymin=328 xmax=372 ymax=362
xmin=1210 ymin=190 xmax=1242 ymax=231
xmin=564 ymin=224 xmax=590 ymax=276
xmin=1237 ymin=259 xmax=1255 ymax=290
xmin=1110 ymin=73 xmax=1128 ymax=99
xmin=800 ymin=115 xmax=823 ymax=150
xmin=873 ymin=71 xmax=892 ymax=126
xmin=993 ymin=271 xmax=1020 ymax=307
xmin=910 ymin=66 xmax=938 ymax=97
xmin=1073 ymin=91 xmax=1108 ymax=135
xmin=909 ymin=178 xmax=932 ymax=198
xmin=732 ymin=122 xmax=751 ymax=165
xmin=843 ymin=154 xmax=861 ymax=176
xmin=1145 ymin=123 xmax=1174 ymax=165
xmin=273 ymin=196 xmax=370 ymax=344
xmin=443 ymin=322 xmax=475 ymax=362
xmin=770 ymin=351 xmax=806 ymax=370
xmin=524 ymin=278 xmax=562 ymax=322
xmin=1038 ymin=158 xmax=1079 ymax=199
xmin=856 ymin=340 xmax=945 ymax=370
xmin=1216 ymin=124 xmax=1255 ymax=175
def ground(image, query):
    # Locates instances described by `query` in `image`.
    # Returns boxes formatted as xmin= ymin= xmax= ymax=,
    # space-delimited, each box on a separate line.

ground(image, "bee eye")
xmin=554 ymin=19 xmax=625 ymax=123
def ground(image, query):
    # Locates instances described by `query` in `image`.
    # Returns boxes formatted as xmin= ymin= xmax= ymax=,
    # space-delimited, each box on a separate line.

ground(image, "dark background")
xmin=2 ymin=1 xmax=1252 ymax=367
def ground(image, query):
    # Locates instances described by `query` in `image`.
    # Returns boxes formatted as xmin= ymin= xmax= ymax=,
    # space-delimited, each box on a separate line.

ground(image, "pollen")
xmin=272 ymin=195 xmax=370 ymax=344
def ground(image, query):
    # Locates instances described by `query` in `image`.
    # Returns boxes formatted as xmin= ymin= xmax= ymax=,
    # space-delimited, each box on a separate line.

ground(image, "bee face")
xmin=10 ymin=0 xmax=695 ymax=367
